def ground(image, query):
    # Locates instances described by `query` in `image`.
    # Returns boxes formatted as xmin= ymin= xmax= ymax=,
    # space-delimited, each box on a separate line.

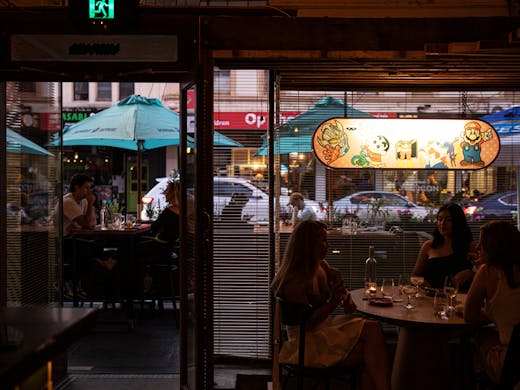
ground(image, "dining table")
xmin=350 ymin=288 xmax=475 ymax=390
xmin=69 ymin=224 xmax=151 ymax=323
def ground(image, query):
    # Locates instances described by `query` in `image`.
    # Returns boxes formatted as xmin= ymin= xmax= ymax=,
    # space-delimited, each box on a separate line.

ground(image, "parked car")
xmin=332 ymin=191 xmax=430 ymax=222
xmin=141 ymin=176 xmax=326 ymax=223
xmin=463 ymin=191 xmax=517 ymax=221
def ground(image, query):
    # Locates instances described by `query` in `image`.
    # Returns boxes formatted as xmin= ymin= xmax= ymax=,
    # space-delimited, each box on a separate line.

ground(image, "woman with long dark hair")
xmin=413 ymin=203 xmax=477 ymax=291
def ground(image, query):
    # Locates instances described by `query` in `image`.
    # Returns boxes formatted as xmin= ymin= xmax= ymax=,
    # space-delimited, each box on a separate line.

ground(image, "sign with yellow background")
xmin=312 ymin=118 xmax=500 ymax=170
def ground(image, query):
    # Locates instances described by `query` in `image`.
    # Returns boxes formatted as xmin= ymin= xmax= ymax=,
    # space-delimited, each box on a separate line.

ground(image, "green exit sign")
xmin=89 ymin=0 xmax=115 ymax=20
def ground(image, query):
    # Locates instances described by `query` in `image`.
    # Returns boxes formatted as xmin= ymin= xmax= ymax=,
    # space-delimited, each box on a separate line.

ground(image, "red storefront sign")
xmin=214 ymin=111 xmax=300 ymax=130
xmin=38 ymin=113 xmax=61 ymax=131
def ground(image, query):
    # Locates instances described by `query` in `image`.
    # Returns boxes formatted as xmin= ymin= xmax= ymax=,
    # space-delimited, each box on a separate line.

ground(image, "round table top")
xmin=350 ymin=288 xmax=472 ymax=329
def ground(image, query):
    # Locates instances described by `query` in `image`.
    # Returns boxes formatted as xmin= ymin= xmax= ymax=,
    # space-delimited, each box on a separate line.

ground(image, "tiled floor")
xmin=59 ymin=302 xmax=271 ymax=389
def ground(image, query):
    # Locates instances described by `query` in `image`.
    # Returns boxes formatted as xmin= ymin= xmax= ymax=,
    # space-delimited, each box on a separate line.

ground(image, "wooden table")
xmin=70 ymin=224 xmax=151 ymax=312
xmin=351 ymin=288 xmax=474 ymax=390
xmin=0 ymin=307 xmax=97 ymax=389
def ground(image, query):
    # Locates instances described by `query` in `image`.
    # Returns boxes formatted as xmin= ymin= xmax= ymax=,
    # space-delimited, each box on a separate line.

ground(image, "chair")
xmin=275 ymin=297 xmax=358 ymax=390
xmin=64 ymin=237 xmax=106 ymax=306
xmin=139 ymin=244 xmax=180 ymax=327
xmin=499 ymin=322 xmax=520 ymax=389
xmin=475 ymin=322 xmax=520 ymax=390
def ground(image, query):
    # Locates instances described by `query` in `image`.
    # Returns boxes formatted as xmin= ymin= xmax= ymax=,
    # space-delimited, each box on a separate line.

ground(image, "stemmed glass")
xmin=402 ymin=284 xmax=418 ymax=310
xmin=444 ymin=276 xmax=458 ymax=309
xmin=410 ymin=275 xmax=425 ymax=298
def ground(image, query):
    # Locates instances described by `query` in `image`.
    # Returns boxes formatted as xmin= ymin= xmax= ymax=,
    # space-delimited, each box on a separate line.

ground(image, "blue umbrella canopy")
xmin=55 ymin=94 xmax=241 ymax=149
xmin=214 ymin=131 xmax=243 ymax=148
xmin=52 ymin=94 xmax=241 ymax=215
xmin=480 ymin=106 xmax=520 ymax=136
xmin=255 ymin=96 xmax=372 ymax=156
xmin=7 ymin=128 xmax=53 ymax=156
xmin=57 ymin=94 xmax=181 ymax=150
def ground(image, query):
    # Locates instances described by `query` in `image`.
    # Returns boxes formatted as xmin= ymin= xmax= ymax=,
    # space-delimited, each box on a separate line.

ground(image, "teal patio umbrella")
xmin=255 ymin=96 xmax=372 ymax=156
xmin=7 ymin=128 xmax=53 ymax=156
xmin=52 ymin=94 xmax=241 ymax=213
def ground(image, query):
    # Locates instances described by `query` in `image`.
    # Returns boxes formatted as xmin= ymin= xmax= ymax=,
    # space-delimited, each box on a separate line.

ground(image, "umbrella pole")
xmin=137 ymin=140 xmax=143 ymax=221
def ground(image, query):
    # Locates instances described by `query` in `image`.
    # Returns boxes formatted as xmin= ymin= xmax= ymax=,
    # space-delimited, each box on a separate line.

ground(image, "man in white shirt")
xmin=60 ymin=173 xmax=99 ymax=300
xmin=288 ymin=192 xmax=317 ymax=226
xmin=63 ymin=173 xmax=96 ymax=236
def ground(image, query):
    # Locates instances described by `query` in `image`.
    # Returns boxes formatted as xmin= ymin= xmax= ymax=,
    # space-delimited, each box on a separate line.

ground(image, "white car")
xmin=332 ymin=191 xmax=430 ymax=222
xmin=141 ymin=176 xmax=325 ymax=224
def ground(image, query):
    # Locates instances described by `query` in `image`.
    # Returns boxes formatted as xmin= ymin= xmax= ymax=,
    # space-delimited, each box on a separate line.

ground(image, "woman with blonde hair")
xmin=271 ymin=220 xmax=391 ymax=390
xmin=139 ymin=178 xmax=180 ymax=294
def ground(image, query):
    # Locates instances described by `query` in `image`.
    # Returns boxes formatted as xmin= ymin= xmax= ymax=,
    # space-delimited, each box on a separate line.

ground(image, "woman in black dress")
xmin=413 ymin=203 xmax=478 ymax=291
xmin=139 ymin=179 xmax=180 ymax=294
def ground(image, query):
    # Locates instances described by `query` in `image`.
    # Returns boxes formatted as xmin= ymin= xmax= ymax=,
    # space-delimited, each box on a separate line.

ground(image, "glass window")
xmin=215 ymin=70 xmax=231 ymax=94
xmin=97 ymin=82 xmax=112 ymax=101
xmin=119 ymin=82 xmax=134 ymax=99
xmin=74 ymin=82 xmax=89 ymax=100
xmin=20 ymin=82 xmax=36 ymax=93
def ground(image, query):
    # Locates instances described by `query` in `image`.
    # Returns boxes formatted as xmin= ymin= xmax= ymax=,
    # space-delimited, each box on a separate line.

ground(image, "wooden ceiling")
xmin=1 ymin=7 xmax=520 ymax=90
xmin=209 ymin=16 xmax=520 ymax=91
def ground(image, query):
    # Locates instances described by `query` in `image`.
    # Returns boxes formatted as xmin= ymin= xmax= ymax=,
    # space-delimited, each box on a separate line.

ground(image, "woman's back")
xmin=485 ymin=268 xmax=520 ymax=345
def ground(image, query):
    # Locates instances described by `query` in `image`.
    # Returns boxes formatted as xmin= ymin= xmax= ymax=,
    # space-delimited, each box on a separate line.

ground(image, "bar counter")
xmin=0 ymin=307 xmax=97 ymax=389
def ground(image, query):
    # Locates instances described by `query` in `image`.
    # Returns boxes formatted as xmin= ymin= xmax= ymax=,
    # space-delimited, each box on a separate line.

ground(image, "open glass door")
xmin=180 ymin=63 xmax=215 ymax=388
xmin=180 ymin=82 xmax=198 ymax=389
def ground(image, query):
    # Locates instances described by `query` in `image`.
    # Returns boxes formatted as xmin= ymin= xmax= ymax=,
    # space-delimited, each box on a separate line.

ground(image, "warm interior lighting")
xmin=142 ymin=196 xmax=153 ymax=205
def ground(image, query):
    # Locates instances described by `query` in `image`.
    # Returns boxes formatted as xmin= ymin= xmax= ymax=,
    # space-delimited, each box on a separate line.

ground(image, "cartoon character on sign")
xmin=351 ymin=135 xmax=390 ymax=167
xmin=395 ymin=139 xmax=417 ymax=160
xmin=316 ymin=120 xmax=350 ymax=164
xmin=459 ymin=121 xmax=493 ymax=167
xmin=419 ymin=140 xmax=449 ymax=169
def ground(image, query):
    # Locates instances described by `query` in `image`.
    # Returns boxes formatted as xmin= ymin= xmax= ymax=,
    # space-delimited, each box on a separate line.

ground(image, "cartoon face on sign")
xmin=315 ymin=120 xmax=350 ymax=164
xmin=351 ymin=135 xmax=390 ymax=167
xmin=312 ymin=118 xmax=500 ymax=170
xmin=459 ymin=121 xmax=493 ymax=168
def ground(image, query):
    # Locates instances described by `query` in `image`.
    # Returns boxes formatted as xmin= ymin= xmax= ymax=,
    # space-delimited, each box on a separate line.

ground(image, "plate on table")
xmin=368 ymin=297 xmax=393 ymax=306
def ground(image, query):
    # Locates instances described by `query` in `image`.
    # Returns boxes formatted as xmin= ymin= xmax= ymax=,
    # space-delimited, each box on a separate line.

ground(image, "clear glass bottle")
xmin=365 ymin=246 xmax=377 ymax=295
xmin=100 ymin=200 xmax=108 ymax=230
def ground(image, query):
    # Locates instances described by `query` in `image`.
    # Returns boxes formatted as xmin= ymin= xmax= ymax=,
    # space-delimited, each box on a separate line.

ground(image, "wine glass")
xmin=402 ymin=284 xmax=417 ymax=310
xmin=410 ymin=275 xmax=425 ymax=297
xmin=444 ymin=276 xmax=458 ymax=309
xmin=381 ymin=278 xmax=394 ymax=299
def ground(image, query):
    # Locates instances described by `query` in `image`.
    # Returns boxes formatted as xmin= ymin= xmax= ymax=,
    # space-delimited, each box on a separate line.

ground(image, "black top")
xmin=422 ymin=253 xmax=473 ymax=291
xmin=151 ymin=207 xmax=179 ymax=247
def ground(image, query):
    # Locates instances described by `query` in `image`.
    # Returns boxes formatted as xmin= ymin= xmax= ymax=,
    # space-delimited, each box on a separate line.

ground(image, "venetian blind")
xmin=212 ymin=81 xmax=520 ymax=360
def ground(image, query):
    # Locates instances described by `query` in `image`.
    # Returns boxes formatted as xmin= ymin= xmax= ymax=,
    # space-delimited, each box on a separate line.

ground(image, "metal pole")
xmin=137 ymin=139 xmax=143 ymax=221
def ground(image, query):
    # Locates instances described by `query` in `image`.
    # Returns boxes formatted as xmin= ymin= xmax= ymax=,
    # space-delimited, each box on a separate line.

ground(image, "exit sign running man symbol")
xmin=89 ymin=0 xmax=115 ymax=20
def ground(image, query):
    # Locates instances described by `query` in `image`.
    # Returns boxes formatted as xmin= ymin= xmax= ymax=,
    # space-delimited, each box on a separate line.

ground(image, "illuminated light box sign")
xmin=312 ymin=118 xmax=500 ymax=170
xmin=89 ymin=0 xmax=115 ymax=20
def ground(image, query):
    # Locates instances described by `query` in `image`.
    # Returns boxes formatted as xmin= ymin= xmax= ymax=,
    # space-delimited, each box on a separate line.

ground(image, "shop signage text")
xmin=214 ymin=111 xmax=300 ymax=130
xmin=11 ymin=35 xmax=177 ymax=62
